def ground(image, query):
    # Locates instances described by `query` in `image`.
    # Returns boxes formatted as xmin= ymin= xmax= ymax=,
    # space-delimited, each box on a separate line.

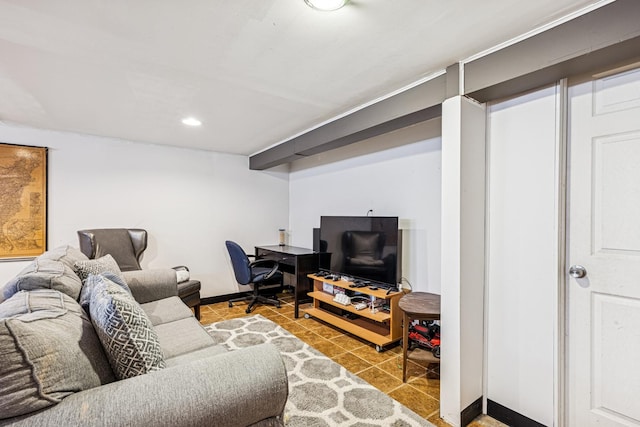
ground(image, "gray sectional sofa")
xmin=0 ymin=246 xmax=288 ymax=427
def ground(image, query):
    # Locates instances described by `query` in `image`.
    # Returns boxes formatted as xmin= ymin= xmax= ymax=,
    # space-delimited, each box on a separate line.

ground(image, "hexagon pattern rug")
xmin=205 ymin=315 xmax=434 ymax=426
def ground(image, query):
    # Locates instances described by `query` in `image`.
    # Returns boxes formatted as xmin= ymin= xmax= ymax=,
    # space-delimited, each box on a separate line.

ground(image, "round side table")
xmin=398 ymin=291 xmax=441 ymax=382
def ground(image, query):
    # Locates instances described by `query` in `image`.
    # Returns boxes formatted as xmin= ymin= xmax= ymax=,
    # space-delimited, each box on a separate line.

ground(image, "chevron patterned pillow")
xmin=88 ymin=275 xmax=165 ymax=379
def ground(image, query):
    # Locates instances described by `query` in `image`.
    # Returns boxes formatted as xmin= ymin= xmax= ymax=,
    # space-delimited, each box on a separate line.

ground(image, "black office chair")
xmin=225 ymin=240 xmax=282 ymax=314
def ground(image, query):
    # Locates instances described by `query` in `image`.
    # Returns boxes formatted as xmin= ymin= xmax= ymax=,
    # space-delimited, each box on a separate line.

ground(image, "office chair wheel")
xmin=245 ymin=308 xmax=251 ymax=314
xmin=228 ymin=301 xmax=233 ymax=308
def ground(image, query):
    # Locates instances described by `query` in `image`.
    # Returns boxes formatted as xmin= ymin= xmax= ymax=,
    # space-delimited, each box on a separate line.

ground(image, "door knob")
xmin=569 ymin=265 xmax=587 ymax=279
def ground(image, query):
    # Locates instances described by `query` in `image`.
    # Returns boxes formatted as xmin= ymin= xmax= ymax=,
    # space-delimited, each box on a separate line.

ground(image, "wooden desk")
xmin=398 ymin=292 xmax=441 ymax=382
xmin=255 ymin=245 xmax=319 ymax=318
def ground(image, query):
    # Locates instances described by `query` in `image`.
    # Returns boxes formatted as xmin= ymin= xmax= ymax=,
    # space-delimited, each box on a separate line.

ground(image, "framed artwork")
xmin=0 ymin=143 xmax=48 ymax=260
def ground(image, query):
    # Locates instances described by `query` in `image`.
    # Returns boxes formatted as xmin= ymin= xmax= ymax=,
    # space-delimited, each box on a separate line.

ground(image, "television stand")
xmin=304 ymin=274 xmax=404 ymax=352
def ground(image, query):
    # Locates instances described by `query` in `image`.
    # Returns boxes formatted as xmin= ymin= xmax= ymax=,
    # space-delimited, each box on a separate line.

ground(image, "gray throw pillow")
xmin=0 ymin=290 xmax=115 ymax=420
xmin=88 ymin=275 xmax=165 ymax=379
xmin=39 ymin=245 xmax=89 ymax=270
xmin=2 ymin=258 xmax=83 ymax=301
xmin=73 ymin=254 xmax=125 ymax=283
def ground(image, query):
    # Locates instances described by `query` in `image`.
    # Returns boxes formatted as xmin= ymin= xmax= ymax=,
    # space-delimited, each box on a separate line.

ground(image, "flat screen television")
xmin=318 ymin=216 xmax=401 ymax=288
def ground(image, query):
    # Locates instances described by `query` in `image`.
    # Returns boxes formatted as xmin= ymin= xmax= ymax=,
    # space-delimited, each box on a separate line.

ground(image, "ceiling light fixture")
xmin=181 ymin=117 xmax=202 ymax=127
xmin=304 ymin=0 xmax=348 ymax=11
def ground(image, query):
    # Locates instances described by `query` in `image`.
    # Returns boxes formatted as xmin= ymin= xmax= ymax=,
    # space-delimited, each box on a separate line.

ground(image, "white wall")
xmin=0 ymin=122 xmax=289 ymax=297
xmin=440 ymin=96 xmax=486 ymax=426
xmin=288 ymin=119 xmax=442 ymax=293
xmin=485 ymin=85 xmax=559 ymax=425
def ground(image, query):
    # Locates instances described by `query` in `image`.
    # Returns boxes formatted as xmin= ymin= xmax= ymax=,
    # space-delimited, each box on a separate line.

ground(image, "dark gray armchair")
xmin=77 ymin=228 xmax=201 ymax=319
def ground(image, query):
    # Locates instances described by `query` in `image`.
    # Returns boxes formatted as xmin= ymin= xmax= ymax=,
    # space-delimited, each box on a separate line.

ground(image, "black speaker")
xmin=312 ymin=228 xmax=320 ymax=252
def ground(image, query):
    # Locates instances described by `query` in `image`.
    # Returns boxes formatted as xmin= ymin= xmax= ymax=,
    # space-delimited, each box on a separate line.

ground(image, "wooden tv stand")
xmin=304 ymin=274 xmax=404 ymax=351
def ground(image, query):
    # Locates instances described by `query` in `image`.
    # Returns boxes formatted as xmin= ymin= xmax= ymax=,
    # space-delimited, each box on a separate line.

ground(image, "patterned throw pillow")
xmin=78 ymin=271 xmax=131 ymax=315
xmin=88 ymin=275 xmax=165 ymax=379
xmin=73 ymin=254 xmax=125 ymax=283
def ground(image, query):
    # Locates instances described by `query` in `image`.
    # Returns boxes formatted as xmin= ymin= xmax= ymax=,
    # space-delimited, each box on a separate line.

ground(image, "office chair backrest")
xmin=225 ymin=240 xmax=252 ymax=285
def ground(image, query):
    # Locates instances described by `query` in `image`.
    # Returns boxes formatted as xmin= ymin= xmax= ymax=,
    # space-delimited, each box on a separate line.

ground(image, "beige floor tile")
xmin=311 ymin=339 xmax=348 ymax=358
xmin=350 ymin=344 xmax=399 ymax=366
xmin=467 ymin=415 xmax=508 ymax=426
xmin=407 ymin=375 xmax=440 ymax=400
xmin=277 ymin=322 xmax=307 ymax=335
xmin=277 ymin=304 xmax=295 ymax=315
xmin=290 ymin=330 xmax=327 ymax=347
xmin=427 ymin=414 xmax=452 ymax=427
xmin=357 ymin=366 xmax=404 ymax=394
xmin=307 ymin=323 xmax=345 ymax=339
xmin=376 ymin=356 xmax=404 ymax=377
xmin=388 ymin=384 xmax=439 ymax=419
xmin=258 ymin=309 xmax=285 ymax=319
xmin=331 ymin=352 xmax=372 ymax=374
xmin=331 ymin=334 xmax=368 ymax=352
xmin=199 ymin=312 xmax=224 ymax=324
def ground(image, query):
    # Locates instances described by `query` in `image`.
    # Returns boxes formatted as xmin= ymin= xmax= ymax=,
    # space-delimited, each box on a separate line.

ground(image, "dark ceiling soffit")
xmin=248 ymin=140 xmax=304 ymax=170
xmin=249 ymin=74 xmax=446 ymax=170
xmin=296 ymin=105 xmax=442 ymax=157
xmin=467 ymin=35 xmax=640 ymax=103
xmin=464 ymin=0 xmax=640 ymax=103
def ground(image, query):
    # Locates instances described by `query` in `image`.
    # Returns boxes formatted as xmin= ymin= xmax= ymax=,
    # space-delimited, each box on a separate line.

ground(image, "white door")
xmin=567 ymin=65 xmax=640 ymax=426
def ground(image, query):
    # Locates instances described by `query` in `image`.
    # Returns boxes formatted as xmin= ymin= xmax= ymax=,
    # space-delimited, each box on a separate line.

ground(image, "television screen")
xmin=318 ymin=216 xmax=400 ymax=287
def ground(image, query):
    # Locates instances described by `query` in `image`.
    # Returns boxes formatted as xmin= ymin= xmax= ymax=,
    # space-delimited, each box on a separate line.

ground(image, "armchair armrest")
xmin=122 ymin=268 xmax=178 ymax=304
xmin=1 ymin=344 xmax=288 ymax=427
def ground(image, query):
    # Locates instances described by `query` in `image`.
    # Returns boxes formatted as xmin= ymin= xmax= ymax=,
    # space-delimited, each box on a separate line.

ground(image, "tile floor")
xmin=198 ymin=292 xmax=505 ymax=427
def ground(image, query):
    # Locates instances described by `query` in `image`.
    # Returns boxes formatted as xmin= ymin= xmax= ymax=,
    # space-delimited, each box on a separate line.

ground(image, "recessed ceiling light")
xmin=181 ymin=117 xmax=202 ymax=127
xmin=304 ymin=0 xmax=348 ymax=11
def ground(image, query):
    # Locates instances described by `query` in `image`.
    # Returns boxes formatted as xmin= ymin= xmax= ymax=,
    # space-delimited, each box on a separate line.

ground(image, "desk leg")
xmin=402 ymin=311 xmax=409 ymax=382
xmin=294 ymin=257 xmax=317 ymax=318
xmin=293 ymin=276 xmax=311 ymax=318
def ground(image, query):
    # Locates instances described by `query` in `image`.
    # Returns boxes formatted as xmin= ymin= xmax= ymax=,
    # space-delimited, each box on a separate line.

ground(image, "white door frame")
xmin=557 ymin=78 xmax=569 ymax=427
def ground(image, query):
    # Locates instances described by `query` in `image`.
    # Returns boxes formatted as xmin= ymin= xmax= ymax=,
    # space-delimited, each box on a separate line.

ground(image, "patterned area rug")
xmin=205 ymin=315 xmax=434 ymax=427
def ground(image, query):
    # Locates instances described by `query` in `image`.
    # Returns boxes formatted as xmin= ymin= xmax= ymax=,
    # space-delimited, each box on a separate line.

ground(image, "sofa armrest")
xmin=1 ymin=343 xmax=288 ymax=427
xmin=122 ymin=268 xmax=178 ymax=303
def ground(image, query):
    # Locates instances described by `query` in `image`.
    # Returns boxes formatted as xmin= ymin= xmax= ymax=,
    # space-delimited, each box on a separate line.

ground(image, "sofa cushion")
xmin=2 ymin=258 xmax=83 ymax=301
xmin=164 ymin=344 xmax=227 ymax=368
xmin=0 ymin=289 xmax=115 ymax=420
xmin=73 ymin=254 xmax=125 ymax=283
xmin=154 ymin=316 xmax=216 ymax=359
xmin=141 ymin=296 xmax=194 ymax=326
xmin=88 ymin=275 xmax=166 ymax=379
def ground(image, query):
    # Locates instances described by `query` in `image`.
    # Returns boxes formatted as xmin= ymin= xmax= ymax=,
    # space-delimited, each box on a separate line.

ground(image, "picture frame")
xmin=0 ymin=143 xmax=48 ymax=260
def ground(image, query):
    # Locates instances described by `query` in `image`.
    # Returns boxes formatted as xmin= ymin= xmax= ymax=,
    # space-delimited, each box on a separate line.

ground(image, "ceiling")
xmin=0 ymin=0 xmax=602 ymax=156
